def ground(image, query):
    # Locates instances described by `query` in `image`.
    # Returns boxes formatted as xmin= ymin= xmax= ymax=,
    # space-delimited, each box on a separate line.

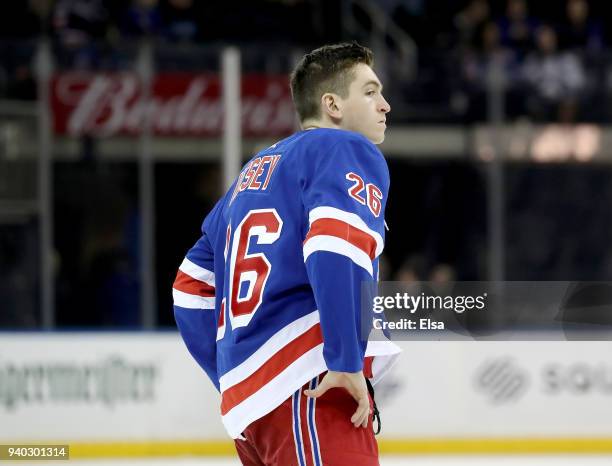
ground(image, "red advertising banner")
xmin=51 ymin=72 xmax=297 ymax=137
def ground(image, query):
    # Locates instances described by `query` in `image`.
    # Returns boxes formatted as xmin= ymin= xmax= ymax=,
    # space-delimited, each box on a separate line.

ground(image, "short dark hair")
xmin=290 ymin=42 xmax=373 ymax=123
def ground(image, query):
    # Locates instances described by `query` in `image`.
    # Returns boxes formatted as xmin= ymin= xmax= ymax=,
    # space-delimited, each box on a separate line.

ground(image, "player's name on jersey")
xmin=373 ymin=317 xmax=445 ymax=330
xmin=231 ymin=154 xmax=282 ymax=203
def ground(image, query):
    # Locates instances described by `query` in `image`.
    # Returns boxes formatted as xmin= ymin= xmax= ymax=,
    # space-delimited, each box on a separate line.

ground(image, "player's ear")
xmin=321 ymin=93 xmax=342 ymax=120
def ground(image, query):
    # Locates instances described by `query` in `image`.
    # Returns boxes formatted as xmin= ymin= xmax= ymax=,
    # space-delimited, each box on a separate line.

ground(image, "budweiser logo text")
xmin=51 ymin=73 xmax=296 ymax=137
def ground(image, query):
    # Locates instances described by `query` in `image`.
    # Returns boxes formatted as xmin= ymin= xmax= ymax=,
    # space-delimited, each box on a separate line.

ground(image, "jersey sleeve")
xmin=173 ymin=230 xmax=220 ymax=391
xmin=301 ymin=135 xmax=388 ymax=373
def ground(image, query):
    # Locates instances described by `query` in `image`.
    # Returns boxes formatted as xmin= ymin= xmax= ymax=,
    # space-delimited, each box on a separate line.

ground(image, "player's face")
xmin=339 ymin=64 xmax=391 ymax=144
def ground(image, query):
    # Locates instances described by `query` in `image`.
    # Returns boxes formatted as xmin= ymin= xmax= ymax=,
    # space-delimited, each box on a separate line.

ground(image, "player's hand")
xmin=304 ymin=370 xmax=370 ymax=428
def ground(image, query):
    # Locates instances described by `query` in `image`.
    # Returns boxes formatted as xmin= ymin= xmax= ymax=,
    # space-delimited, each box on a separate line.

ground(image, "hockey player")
xmin=173 ymin=42 xmax=400 ymax=465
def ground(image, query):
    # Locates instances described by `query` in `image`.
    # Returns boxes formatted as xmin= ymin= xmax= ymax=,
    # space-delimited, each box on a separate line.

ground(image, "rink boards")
xmin=1 ymin=333 xmax=612 ymax=456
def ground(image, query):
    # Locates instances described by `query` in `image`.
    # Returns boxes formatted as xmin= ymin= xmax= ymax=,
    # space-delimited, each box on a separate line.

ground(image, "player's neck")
xmin=301 ymin=119 xmax=341 ymax=131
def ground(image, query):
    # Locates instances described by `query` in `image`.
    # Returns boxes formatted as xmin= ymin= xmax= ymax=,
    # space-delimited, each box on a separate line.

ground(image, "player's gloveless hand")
xmin=304 ymin=370 xmax=370 ymax=428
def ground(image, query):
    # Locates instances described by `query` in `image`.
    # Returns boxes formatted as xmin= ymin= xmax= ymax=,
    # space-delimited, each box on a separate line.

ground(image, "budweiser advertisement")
xmin=51 ymin=72 xmax=297 ymax=138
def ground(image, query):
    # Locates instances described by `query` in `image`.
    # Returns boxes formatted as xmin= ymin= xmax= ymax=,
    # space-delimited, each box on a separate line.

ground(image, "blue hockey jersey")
xmin=173 ymin=128 xmax=400 ymax=438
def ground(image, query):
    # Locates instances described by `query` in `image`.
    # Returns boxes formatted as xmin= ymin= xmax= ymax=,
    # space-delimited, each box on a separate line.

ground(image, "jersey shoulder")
xmin=296 ymin=128 xmax=382 ymax=161
xmin=267 ymin=128 xmax=380 ymax=161
xmin=297 ymin=128 xmax=386 ymax=177
xmin=301 ymin=128 xmax=376 ymax=151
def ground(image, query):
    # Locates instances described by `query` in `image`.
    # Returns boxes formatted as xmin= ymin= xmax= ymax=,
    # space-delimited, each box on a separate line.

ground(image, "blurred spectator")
xmin=453 ymin=0 xmax=491 ymax=51
xmin=428 ymin=263 xmax=456 ymax=297
xmin=121 ymin=0 xmax=163 ymax=39
xmin=559 ymin=0 xmax=602 ymax=53
xmin=461 ymin=21 xmax=521 ymax=119
xmin=522 ymin=24 xmax=586 ymax=121
xmin=53 ymin=0 xmax=111 ymax=47
xmin=52 ymin=0 xmax=116 ymax=68
xmin=160 ymin=0 xmax=199 ymax=43
xmin=394 ymin=255 xmax=427 ymax=283
xmin=429 ymin=263 xmax=456 ymax=283
xmin=497 ymin=0 xmax=538 ymax=57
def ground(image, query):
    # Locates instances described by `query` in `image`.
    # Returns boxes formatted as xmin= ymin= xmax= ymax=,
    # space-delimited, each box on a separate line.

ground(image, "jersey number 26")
xmin=217 ymin=209 xmax=283 ymax=340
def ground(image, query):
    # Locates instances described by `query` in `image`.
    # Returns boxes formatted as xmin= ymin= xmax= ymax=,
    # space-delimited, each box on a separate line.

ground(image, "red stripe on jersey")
xmin=304 ymin=218 xmax=376 ymax=260
xmin=173 ymin=270 xmax=215 ymax=297
xmin=220 ymin=323 xmax=323 ymax=415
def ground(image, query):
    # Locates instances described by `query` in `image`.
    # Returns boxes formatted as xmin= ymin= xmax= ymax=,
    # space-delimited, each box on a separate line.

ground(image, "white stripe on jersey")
xmin=172 ymin=288 xmax=215 ymax=309
xmin=221 ymin=344 xmax=326 ymax=439
xmin=303 ymin=235 xmax=373 ymax=276
xmin=179 ymin=257 xmax=215 ymax=287
xmin=219 ymin=311 xmax=320 ymax=392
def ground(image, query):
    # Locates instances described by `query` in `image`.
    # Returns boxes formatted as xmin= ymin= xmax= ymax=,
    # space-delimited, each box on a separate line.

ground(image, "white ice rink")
xmin=57 ymin=456 xmax=612 ymax=466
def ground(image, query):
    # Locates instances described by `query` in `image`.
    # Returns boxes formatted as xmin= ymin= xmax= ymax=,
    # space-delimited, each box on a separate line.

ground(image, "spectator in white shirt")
xmin=522 ymin=24 xmax=585 ymax=121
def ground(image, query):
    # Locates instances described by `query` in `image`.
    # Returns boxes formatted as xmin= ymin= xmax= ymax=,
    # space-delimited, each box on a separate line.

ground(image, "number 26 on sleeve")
xmin=345 ymin=172 xmax=382 ymax=217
